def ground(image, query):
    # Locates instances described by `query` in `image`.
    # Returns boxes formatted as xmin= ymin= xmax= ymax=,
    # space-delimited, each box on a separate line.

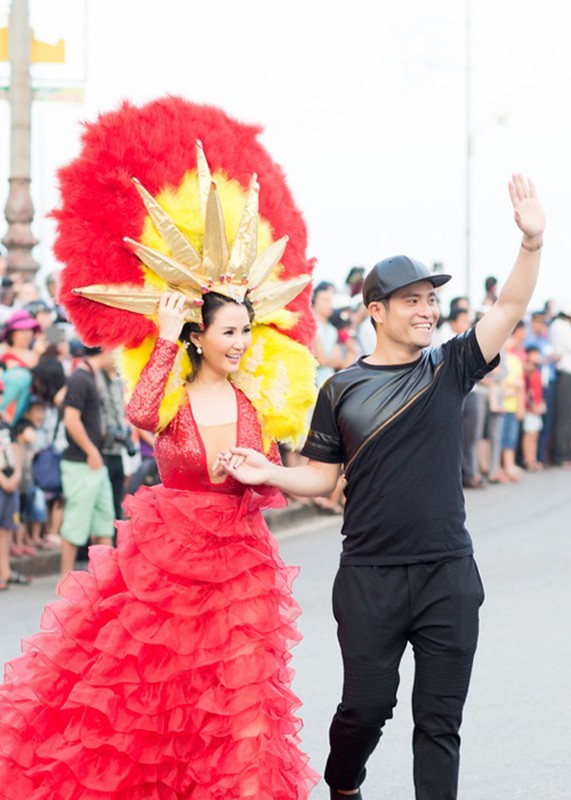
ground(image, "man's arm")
xmin=217 ymin=447 xmax=341 ymax=497
xmin=266 ymin=458 xmax=341 ymax=497
xmin=475 ymin=174 xmax=546 ymax=364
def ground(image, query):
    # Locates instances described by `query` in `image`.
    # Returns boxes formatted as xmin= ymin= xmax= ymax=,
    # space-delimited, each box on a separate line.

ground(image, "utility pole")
xmin=2 ymin=0 xmax=38 ymax=276
xmin=464 ymin=0 xmax=472 ymax=301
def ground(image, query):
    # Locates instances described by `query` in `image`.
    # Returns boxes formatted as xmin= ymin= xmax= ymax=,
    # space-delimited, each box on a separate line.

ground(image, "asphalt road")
xmin=1 ymin=467 xmax=570 ymax=798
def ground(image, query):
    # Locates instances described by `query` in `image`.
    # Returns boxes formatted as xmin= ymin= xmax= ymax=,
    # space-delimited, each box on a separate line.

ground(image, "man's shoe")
xmin=330 ymin=790 xmax=362 ymax=799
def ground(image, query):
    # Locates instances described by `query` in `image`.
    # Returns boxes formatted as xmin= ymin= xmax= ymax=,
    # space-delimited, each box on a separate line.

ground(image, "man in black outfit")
xmin=60 ymin=346 xmax=115 ymax=581
xmin=220 ymin=175 xmax=545 ymax=799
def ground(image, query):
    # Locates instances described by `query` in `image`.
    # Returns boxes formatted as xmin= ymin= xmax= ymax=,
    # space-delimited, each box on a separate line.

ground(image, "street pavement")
xmin=1 ymin=467 xmax=570 ymax=798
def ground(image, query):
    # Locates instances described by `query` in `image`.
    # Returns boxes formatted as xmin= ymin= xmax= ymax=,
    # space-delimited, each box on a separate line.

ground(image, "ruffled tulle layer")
xmin=0 ymin=486 xmax=318 ymax=798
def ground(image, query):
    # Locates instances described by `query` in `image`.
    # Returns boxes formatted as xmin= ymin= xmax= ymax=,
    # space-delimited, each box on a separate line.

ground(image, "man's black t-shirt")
xmin=62 ymin=364 xmax=103 ymax=462
xmin=301 ymin=328 xmax=499 ymax=565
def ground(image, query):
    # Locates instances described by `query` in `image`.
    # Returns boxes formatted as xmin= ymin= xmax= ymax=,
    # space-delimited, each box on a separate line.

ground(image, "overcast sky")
xmin=0 ymin=0 xmax=569 ymax=311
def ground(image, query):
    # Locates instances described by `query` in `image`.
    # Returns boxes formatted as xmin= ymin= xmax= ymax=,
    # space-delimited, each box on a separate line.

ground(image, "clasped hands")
xmin=212 ymin=447 xmax=272 ymax=485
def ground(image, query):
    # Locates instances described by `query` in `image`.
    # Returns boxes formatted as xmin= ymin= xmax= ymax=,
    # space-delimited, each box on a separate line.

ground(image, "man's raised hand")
xmin=508 ymin=174 xmax=545 ymax=242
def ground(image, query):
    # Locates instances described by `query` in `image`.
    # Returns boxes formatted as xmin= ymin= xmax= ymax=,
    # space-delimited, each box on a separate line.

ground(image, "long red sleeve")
xmin=126 ymin=339 xmax=179 ymax=432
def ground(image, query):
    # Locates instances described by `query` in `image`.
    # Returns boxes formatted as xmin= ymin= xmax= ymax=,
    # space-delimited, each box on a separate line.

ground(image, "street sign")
xmin=0 ymin=0 xmax=86 ymax=96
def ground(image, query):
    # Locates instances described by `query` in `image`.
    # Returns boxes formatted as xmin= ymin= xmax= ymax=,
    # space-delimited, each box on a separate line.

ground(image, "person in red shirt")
xmin=522 ymin=344 xmax=546 ymax=470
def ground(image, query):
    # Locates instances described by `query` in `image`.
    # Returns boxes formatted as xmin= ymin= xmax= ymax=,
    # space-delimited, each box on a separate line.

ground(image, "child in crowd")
xmin=522 ymin=345 xmax=546 ymax=471
xmin=13 ymin=418 xmax=49 ymax=552
xmin=23 ymin=393 xmax=47 ymax=430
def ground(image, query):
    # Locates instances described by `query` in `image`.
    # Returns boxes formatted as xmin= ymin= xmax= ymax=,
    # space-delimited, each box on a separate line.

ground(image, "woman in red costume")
xmin=0 ymin=292 xmax=318 ymax=799
xmin=0 ymin=97 xmax=319 ymax=799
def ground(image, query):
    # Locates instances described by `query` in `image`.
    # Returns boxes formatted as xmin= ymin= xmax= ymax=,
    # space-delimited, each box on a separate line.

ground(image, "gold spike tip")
xmin=72 ymin=283 xmax=161 ymax=317
xmin=202 ymin=181 xmax=230 ymax=273
xmin=249 ymin=274 xmax=311 ymax=320
xmin=72 ymin=283 xmax=205 ymax=326
xmin=228 ymin=174 xmax=260 ymax=282
xmin=196 ymin=141 xmax=212 ymax=220
xmin=130 ymin=178 xmax=202 ymax=271
xmin=73 ymin=283 xmax=141 ymax=296
xmin=124 ymin=237 xmax=206 ymax=295
xmin=248 ymin=235 xmax=289 ymax=290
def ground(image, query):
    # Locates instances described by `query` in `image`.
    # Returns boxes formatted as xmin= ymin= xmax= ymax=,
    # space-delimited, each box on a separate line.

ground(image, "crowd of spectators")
xmin=0 ymin=262 xmax=157 ymax=590
xmin=431 ymin=280 xmax=571 ymax=487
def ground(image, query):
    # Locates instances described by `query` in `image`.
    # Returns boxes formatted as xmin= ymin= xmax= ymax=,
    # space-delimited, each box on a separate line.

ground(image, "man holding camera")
xmin=60 ymin=345 xmax=114 ymax=580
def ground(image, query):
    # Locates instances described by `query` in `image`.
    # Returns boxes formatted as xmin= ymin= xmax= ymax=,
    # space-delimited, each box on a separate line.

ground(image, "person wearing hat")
xmin=0 ymin=310 xmax=46 ymax=426
xmin=0 ymin=309 xmax=42 ymax=368
xmin=218 ymin=174 xmax=546 ymax=799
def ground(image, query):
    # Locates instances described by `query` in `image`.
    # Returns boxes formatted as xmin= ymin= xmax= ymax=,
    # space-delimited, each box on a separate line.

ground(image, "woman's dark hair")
xmin=31 ymin=356 xmax=67 ymax=403
xmin=180 ymin=292 xmax=254 ymax=378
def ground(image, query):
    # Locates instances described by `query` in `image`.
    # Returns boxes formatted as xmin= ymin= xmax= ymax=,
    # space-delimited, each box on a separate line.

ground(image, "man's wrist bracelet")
xmin=521 ymin=239 xmax=543 ymax=252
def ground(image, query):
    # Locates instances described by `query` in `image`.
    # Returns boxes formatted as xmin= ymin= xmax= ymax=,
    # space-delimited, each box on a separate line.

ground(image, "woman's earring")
xmin=196 ymin=345 xmax=202 ymax=355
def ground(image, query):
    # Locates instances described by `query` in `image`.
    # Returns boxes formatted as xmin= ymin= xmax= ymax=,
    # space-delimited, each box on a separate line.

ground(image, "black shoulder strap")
xmin=51 ymin=407 xmax=63 ymax=446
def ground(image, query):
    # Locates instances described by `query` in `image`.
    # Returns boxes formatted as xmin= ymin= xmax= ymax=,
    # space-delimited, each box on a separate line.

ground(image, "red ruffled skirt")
xmin=0 ymin=485 xmax=319 ymax=799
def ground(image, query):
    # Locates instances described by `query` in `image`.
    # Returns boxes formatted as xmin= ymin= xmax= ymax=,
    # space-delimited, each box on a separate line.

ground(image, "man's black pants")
xmin=104 ymin=453 xmax=125 ymax=523
xmin=324 ymin=556 xmax=485 ymax=799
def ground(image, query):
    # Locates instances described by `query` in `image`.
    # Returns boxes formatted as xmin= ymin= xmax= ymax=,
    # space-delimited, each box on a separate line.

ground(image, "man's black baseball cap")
xmin=363 ymin=255 xmax=452 ymax=305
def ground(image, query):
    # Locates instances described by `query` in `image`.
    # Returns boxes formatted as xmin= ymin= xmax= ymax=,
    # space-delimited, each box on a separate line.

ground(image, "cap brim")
xmin=430 ymin=273 xmax=452 ymax=288
xmin=367 ymin=273 xmax=452 ymax=304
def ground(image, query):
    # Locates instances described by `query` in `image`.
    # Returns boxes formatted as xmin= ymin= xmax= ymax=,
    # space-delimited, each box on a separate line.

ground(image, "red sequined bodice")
xmin=127 ymin=339 xmax=279 ymax=493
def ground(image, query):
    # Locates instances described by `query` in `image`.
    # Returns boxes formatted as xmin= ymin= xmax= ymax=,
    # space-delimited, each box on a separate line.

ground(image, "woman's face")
xmin=192 ymin=302 xmax=252 ymax=377
xmin=11 ymin=328 xmax=34 ymax=348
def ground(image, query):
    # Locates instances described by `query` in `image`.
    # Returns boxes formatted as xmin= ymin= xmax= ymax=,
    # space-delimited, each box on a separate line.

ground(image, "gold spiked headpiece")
xmin=72 ymin=141 xmax=310 ymax=325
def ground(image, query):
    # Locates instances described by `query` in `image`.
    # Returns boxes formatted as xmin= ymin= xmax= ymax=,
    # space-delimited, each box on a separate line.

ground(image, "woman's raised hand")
xmin=157 ymin=292 xmax=187 ymax=342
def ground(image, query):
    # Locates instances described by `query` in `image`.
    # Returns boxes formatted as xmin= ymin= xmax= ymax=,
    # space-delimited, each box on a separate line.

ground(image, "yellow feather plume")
xmin=230 ymin=325 xmax=318 ymax=452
